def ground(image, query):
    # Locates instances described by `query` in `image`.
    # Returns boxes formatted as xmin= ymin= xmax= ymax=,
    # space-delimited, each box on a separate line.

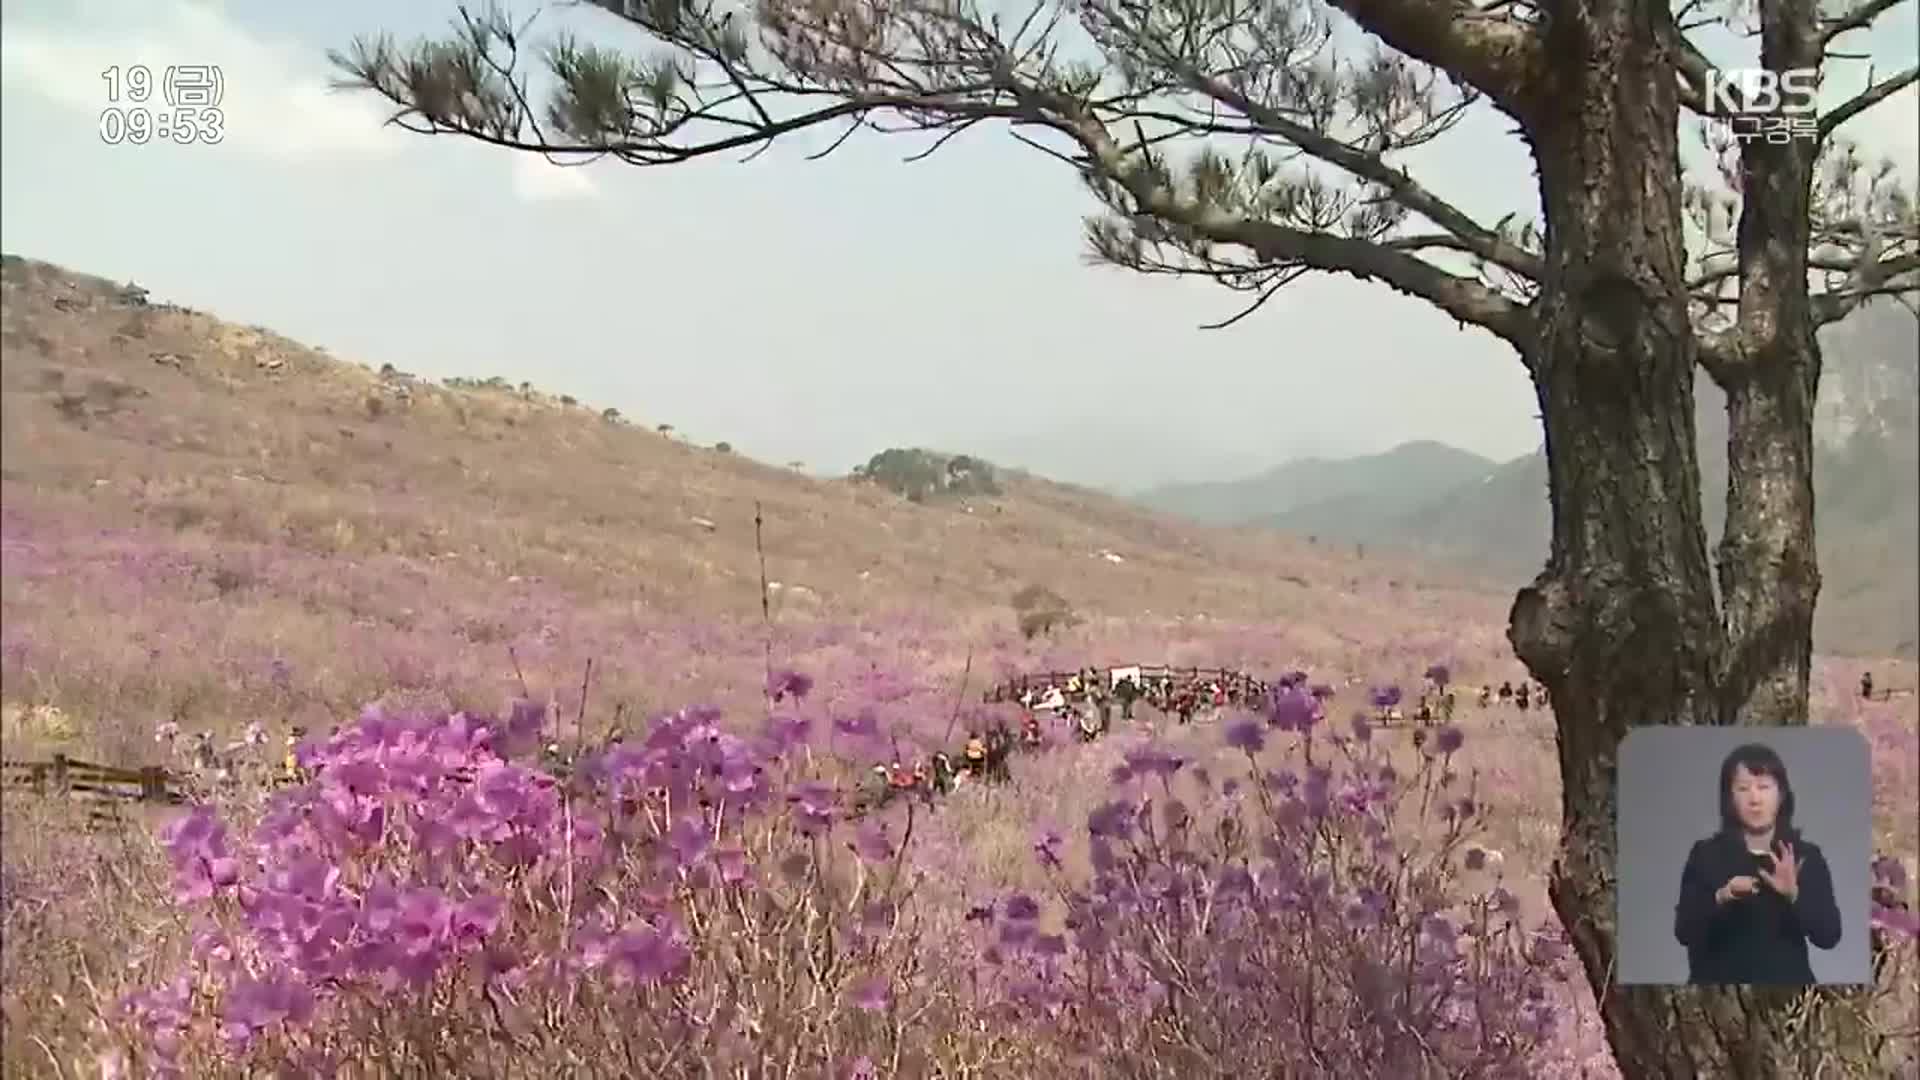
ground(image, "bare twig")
xmin=754 ymin=501 xmax=775 ymax=713
xmin=507 ymin=645 xmax=530 ymax=697
xmin=940 ymin=650 xmax=975 ymax=747
xmin=574 ymin=657 xmax=594 ymax=757
xmin=1821 ymin=66 xmax=1919 ymax=137
xmin=1820 ymin=0 xmax=1908 ymax=45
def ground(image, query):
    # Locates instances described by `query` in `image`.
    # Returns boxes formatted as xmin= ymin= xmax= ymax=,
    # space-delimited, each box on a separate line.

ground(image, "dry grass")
xmin=2 ymin=254 xmax=1915 ymax=1077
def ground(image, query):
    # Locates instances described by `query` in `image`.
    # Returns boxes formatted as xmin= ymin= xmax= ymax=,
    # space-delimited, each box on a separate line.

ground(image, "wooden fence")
xmin=0 ymin=754 xmax=186 ymax=828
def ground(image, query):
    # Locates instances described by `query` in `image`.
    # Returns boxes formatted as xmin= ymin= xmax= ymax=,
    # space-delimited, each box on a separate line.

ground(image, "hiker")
xmin=1497 ymin=681 xmax=1514 ymax=704
xmin=1076 ymin=706 xmax=1101 ymax=743
xmin=1516 ymin=684 xmax=1531 ymax=712
xmin=1217 ymin=812 xmax=1244 ymax=854
xmin=1416 ymin=695 xmax=1434 ymax=726
xmin=1116 ymin=676 xmax=1139 ymax=720
xmin=190 ymin=731 xmax=222 ymax=776
xmin=280 ymin=727 xmax=307 ymax=785
xmin=1440 ymin=691 xmax=1457 ymax=724
xmin=860 ymin=764 xmax=891 ymax=812
xmin=1861 ymin=671 xmax=1875 ymax=700
xmin=1022 ymin=711 xmax=1043 ymax=748
xmin=1478 ymin=685 xmax=1493 ymax=708
xmin=984 ymin=725 xmax=1014 ymax=784
xmin=963 ymin=732 xmax=988 ymax=778
xmin=931 ymin=752 xmax=957 ymax=795
xmin=886 ymin=761 xmax=914 ymax=802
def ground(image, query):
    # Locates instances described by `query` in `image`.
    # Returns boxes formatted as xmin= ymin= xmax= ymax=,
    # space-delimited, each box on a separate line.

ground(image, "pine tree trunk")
xmin=1506 ymin=1 xmax=1882 ymax=1075
xmin=1712 ymin=0 xmax=1824 ymax=734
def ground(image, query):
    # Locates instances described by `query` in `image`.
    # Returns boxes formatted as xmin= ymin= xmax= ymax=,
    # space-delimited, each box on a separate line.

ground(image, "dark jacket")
xmin=1673 ymin=829 xmax=1842 ymax=985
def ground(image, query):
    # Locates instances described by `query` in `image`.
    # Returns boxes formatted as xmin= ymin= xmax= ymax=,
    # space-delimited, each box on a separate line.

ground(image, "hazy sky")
xmin=3 ymin=0 xmax=1915 ymax=492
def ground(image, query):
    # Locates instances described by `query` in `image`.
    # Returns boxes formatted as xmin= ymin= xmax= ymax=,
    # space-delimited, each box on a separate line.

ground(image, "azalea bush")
xmin=62 ymin=663 xmax=1920 ymax=1078
xmin=972 ymin=673 xmax=1573 ymax=1077
xmin=103 ymin=677 xmax=1024 ymax=1078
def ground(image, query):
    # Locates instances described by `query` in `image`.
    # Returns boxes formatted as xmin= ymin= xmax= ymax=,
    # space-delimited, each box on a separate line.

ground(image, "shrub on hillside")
xmin=981 ymin=684 xmax=1569 ymax=1076
xmin=1011 ymin=584 xmax=1077 ymax=640
xmin=87 ymin=671 xmax=1695 ymax=1078
xmin=852 ymin=449 xmax=1002 ymax=503
xmin=105 ymin=690 xmax=1018 ymax=1078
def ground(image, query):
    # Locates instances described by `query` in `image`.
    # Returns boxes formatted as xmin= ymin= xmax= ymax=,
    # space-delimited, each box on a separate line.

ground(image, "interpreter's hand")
xmin=1717 ymin=875 xmax=1761 ymax=905
xmin=1758 ymin=842 xmax=1800 ymax=903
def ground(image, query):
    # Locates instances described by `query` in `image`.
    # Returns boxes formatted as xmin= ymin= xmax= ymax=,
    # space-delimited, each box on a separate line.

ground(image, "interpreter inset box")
xmin=1615 ymin=726 xmax=1871 ymax=986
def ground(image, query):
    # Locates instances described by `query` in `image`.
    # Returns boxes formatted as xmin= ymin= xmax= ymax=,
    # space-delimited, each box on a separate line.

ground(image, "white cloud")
xmin=510 ymin=153 xmax=600 ymax=202
xmin=0 ymin=0 xmax=401 ymax=162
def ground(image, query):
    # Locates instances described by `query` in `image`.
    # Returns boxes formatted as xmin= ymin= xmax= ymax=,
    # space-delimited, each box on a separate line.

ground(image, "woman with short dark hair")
xmin=1673 ymin=743 xmax=1843 ymax=984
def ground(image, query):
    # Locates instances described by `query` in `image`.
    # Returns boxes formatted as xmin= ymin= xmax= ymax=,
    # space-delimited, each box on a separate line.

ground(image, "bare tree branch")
xmin=1811 ymin=251 xmax=1920 ymax=324
xmin=1821 ymin=66 xmax=1919 ymax=137
xmin=1689 ymin=249 xmax=1917 ymax=292
xmin=1820 ymin=0 xmax=1910 ymax=46
xmin=1321 ymin=0 xmax=1543 ymax=117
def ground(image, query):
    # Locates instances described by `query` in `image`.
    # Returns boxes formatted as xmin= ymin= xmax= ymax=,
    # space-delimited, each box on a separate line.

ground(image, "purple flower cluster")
xmin=100 ymin=666 xmax=1916 ymax=1078
xmin=969 ymin=679 xmax=1564 ymax=1077
xmin=1871 ymin=855 xmax=1920 ymax=940
xmin=115 ymin=675 xmax=946 ymax=1077
xmin=1264 ymin=683 xmax=1324 ymax=733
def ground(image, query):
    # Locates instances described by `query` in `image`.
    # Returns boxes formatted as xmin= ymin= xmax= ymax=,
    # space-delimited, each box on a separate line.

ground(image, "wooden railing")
xmin=0 ymin=754 xmax=186 ymax=827
xmin=984 ymin=665 xmax=1261 ymax=703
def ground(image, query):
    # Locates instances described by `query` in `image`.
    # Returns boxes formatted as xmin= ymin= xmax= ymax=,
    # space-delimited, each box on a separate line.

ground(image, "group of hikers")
xmin=1479 ymin=680 xmax=1548 ymax=713
xmin=989 ymin=667 xmax=1272 ymax=734
xmin=93 ymin=663 xmax=1892 ymax=838
xmin=193 ymin=668 xmax=1566 ymax=801
xmin=250 ymin=668 xmax=1558 ymax=812
xmin=846 ymin=666 xmax=1559 ymax=816
xmin=1360 ymin=678 xmax=1546 ymax=728
xmin=850 ymin=667 xmax=1268 ymax=814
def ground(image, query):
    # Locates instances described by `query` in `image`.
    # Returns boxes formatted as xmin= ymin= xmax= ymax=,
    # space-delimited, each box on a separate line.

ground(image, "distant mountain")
xmin=1383 ymin=305 xmax=1918 ymax=657
xmin=959 ymin=421 xmax=1298 ymax=496
xmin=1134 ymin=440 xmax=1496 ymax=526
xmin=1137 ymin=304 xmax=1919 ymax=657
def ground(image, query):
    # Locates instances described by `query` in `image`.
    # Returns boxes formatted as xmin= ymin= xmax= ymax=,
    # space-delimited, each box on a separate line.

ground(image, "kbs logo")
xmin=1704 ymin=68 xmax=1819 ymax=144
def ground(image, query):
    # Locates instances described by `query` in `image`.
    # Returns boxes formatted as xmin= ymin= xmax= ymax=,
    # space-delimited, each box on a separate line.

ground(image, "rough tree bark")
xmin=1508 ymin=0 xmax=1882 ymax=1074
xmin=1713 ymin=0 xmax=1825 ymax=734
xmin=1510 ymin=1 xmax=1728 ymax=1074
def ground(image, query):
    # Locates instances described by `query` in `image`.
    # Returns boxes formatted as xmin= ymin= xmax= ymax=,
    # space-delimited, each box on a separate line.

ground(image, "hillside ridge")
xmin=1 ymin=254 xmax=1500 ymax=643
